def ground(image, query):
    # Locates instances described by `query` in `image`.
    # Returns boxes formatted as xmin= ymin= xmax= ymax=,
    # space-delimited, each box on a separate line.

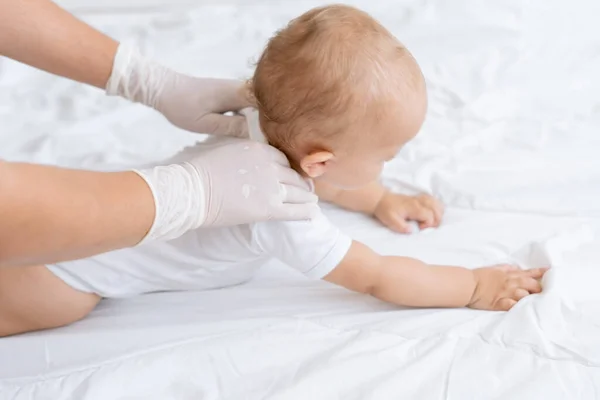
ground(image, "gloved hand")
xmin=134 ymin=140 xmax=319 ymax=242
xmin=106 ymin=43 xmax=250 ymax=137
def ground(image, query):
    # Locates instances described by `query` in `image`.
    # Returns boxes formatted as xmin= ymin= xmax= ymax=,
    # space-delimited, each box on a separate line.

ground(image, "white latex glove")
xmin=106 ymin=43 xmax=249 ymax=137
xmin=134 ymin=140 xmax=319 ymax=242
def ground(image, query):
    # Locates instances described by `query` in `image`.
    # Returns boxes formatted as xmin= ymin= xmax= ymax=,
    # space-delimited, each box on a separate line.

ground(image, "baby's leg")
xmin=0 ymin=265 xmax=100 ymax=337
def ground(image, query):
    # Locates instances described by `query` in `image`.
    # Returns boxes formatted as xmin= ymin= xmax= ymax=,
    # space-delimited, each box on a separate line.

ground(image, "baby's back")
xmin=48 ymin=221 xmax=266 ymax=297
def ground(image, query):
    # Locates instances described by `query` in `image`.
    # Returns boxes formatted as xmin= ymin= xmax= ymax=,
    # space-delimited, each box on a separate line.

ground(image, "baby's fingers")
xmin=496 ymin=298 xmax=518 ymax=311
xmin=432 ymin=202 xmax=444 ymax=226
xmin=499 ymin=264 xmax=520 ymax=272
xmin=526 ymin=267 xmax=549 ymax=280
xmin=512 ymin=288 xmax=530 ymax=301
xmin=411 ymin=205 xmax=435 ymax=229
xmin=380 ymin=212 xmax=413 ymax=234
xmin=417 ymin=195 xmax=444 ymax=226
xmin=519 ymin=276 xmax=543 ymax=294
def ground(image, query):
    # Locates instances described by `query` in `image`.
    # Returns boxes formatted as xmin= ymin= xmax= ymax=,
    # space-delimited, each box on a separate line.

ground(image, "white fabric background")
xmin=2 ymin=1 xmax=600 ymax=398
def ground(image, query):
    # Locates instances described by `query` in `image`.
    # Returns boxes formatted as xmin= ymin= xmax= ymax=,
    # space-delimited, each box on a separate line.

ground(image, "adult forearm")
xmin=372 ymin=257 xmax=476 ymax=308
xmin=0 ymin=161 xmax=154 ymax=267
xmin=0 ymin=0 xmax=117 ymax=89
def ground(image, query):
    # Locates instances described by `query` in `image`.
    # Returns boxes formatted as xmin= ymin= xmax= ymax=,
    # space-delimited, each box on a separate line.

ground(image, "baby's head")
xmin=250 ymin=4 xmax=427 ymax=189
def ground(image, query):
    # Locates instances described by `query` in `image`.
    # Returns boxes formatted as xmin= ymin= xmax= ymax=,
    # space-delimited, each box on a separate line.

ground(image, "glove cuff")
xmin=133 ymin=163 xmax=207 ymax=244
xmin=106 ymin=43 xmax=167 ymax=109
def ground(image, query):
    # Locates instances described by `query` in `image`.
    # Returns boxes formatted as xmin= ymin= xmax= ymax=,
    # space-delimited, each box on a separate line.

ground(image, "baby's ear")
xmin=300 ymin=151 xmax=334 ymax=178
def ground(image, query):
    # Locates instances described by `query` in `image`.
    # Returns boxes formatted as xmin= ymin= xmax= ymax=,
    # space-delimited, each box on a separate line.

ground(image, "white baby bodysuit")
xmin=47 ymin=126 xmax=352 ymax=298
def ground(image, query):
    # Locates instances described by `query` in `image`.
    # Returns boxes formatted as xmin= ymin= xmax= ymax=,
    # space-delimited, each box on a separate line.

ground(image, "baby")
xmin=0 ymin=5 xmax=546 ymax=336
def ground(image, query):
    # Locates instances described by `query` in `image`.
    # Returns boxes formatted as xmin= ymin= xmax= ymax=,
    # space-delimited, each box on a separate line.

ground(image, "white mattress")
xmin=2 ymin=0 xmax=600 ymax=398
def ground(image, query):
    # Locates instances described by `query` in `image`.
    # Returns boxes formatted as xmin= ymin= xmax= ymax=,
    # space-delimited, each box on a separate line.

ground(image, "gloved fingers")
xmin=274 ymin=164 xmax=312 ymax=190
xmin=194 ymin=114 xmax=249 ymax=138
xmin=210 ymin=79 xmax=254 ymax=113
xmin=270 ymin=203 xmax=320 ymax=221
xmin=265 ymin=146 xmax=294 ymax=167
xmin=280 ymin=184 xmax=319 ymax=204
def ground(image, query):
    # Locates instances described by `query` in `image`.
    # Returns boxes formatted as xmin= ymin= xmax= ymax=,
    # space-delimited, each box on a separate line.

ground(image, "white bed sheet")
xmin=2 ymin=0 xmax=600 ymax=398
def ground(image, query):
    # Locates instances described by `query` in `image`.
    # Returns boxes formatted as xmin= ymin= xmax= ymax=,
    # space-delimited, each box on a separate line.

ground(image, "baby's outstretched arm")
xmin=315 ymin=181 xmax=443 ymax=233
xmin=324 ymin=241 xmax=547 ymax=310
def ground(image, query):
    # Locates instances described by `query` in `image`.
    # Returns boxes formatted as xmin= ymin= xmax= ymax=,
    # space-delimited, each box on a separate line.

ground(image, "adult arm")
xmin=0 ymin=141 xmax=318 ymax=267
xmin=0 ymin=162 xmax=154 ymax=267
xmin=0 ymin=0 xmax=318 ymax=266
xmin=0 ymin=0 xmax=252 ymax=136
xmin=0 ymin=0 xmax=117 ymax=88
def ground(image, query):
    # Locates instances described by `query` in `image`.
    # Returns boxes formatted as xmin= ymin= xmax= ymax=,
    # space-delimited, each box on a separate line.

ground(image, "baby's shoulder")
xmin=249 ymin=212 xmax=336 ymax=252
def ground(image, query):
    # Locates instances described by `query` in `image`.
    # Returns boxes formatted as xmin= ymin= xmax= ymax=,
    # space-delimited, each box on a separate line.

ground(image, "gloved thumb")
xmin=193 ymin=114 xmax=249 ymax=138
xmin=271 ymin=203 xmax=320 ymax=221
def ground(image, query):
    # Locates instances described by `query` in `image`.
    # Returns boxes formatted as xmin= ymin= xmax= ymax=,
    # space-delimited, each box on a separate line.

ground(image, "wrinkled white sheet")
xmin=2 ymin=0 xmax=600 ymax=399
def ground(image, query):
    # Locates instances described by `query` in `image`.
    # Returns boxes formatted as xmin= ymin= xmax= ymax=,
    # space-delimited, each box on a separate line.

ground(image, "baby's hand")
xmin=373 ymin=192 xmax=444 ymax=233
xmin=468 ymin=265 xmax=548 ymax=311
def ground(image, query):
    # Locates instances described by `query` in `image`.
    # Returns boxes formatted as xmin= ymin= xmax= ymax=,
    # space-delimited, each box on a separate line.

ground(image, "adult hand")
xmin=0 ymin=139 xmax=318 ymax=266
xmin=106 ymin=44 xmax=251 ymax=137
xmin=135 ymin=140 xmax=319 ymax=242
